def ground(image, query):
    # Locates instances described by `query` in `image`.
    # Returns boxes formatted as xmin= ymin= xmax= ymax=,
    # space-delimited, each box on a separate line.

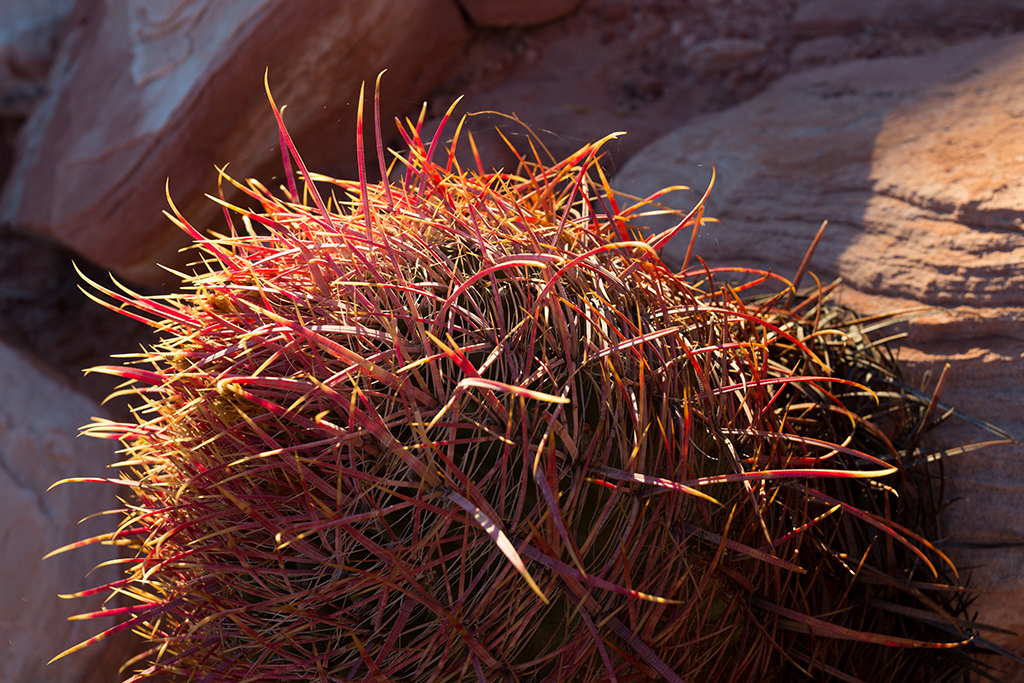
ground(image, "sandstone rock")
xmin=0 ymin=0 xmax=470 ymax=287
xmin=790 ymin=0 xmax=893 ymax=37
xmin=457 ymin=0 xmax=584 ymax=27
xmin=683 ymin=38 xmax=768 ymax=77
xmin=792 ymin=0 xmax=1024 ymax=37
xmin=0 ymin=0 xmax=76 ymax=117
xmin=789 ymin=35 xmax=854 ymax=68
xmin=0 ymin=340 xmax=121 ymax=682
xmin=614 ymin=35 xmax=1024 ymax=669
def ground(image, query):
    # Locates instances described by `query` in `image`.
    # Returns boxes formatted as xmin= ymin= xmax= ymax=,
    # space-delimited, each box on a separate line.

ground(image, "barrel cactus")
xmin=49 ymin=77 xmax=1002 ymax=682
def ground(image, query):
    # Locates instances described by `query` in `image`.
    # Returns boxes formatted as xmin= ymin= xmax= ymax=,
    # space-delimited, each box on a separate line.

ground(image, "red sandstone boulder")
xmin=792 ymin=0 xmax=1024 ymax=37
xmin=683 ymin=38 xmax=768 ymax=77
xmin=614 ymin=34 xmax=1024 ymax=673
xmin=457 ymin=0 xmax=584 ymax=27
xmin=0 ymin=341 xmax=122 ymax=682
xmin=0 ymin=0 xmax=76 ymax=117
xmin=0 ymin=0 xmax=469 ymax=287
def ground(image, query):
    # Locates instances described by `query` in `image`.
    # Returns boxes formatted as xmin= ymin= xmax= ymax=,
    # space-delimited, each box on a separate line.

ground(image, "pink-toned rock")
xmin=683 ymin=38 xmax=768 ymax=77
xmin=457 ymin=0 xmax=584 ymax=27
xmin=792 ymin=0 xmax=1024 ymax=37
xmin=0 ymin=0 xmax=76 ymax=116
xmin=615 ymin=35 xmax=1024 ymax=670
xmin=790 ymin=0 xmax=892 ymax=37
xmin=789 ymin=35 xmax=854 ymax=68
xmin=0 ymin=0 xmax=469 ymax=287
xmin=0 ymin=340 xmax=121 ymax=682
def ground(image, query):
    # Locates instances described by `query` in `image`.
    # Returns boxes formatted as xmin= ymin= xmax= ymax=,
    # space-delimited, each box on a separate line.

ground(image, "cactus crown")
xmin=49 ymin=76 xmax=1000 ymax=682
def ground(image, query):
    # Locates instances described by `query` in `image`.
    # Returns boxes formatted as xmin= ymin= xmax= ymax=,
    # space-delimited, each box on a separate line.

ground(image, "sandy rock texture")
xmin=791 ymin=0 xmax=1024 ymax=37
xmin=0 ymin=0 xmax=469 ymax=288
xmin=615 ymin=34 xmax=1024 ymax=671
xmin=787 ymin=0 xmax=1024 ymax=71
xmin=0 ymin=340 xmax=122 ymax=683
xmin=684 ymin=38 xmax=769 ymax=76
xmin=0 ymin=0 xmax=76 ymax=117
xmin=457 ymin=0 xmax=585 ymax=27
